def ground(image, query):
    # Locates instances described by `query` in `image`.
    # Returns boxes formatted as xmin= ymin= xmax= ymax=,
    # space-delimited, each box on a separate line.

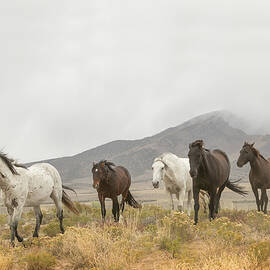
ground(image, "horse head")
xmin=237 ymin=142 xmax=257 ymax=167
xmin=91 ymin=160 xmax=115 ymax=189
xmin=151 ymin=158 xmax=168 ymax=189
xmin=188 ymin=140 xmax=204 ymax=178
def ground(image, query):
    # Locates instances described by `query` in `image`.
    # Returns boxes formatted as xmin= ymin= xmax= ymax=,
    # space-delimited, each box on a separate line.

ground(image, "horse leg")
xmin=120 ymin=189 xmax=129 ymax=214
xmin=50 ymin=192 xmax=64 ymax=234
xmin=251 ymin=185 xmax=261 ymax=211
xmin=176 ymin=189 xmax=185 ymax=213
xmin=98 ymin=193 xmax=106 ymax=222
xmin=187 ymin=190 xmax=192 ymax=216
xmin=208 ymin=191 xmax=217 ymax=221
xmin=215 ymin=183 xmax=226 ymax=214
xmin=168 ymin=192 xmax=174 ymax=210
xmin=10 ymin=206 xmax=24 ymax=246
xmin=112 ymin=197 xmax=120 ymax=222
xmin=193 ymin=184 xmax=200 ymax=225
xmin=33 ymin=206 xmax=43 ymax=237
xmin=262 ymin=189 xmax=268 ymax=214
xmin=199 ymin=192 xmax=207 ymax=214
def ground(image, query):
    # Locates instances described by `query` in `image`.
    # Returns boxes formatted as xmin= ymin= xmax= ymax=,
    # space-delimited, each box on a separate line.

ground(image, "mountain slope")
xmin=27 ymin=111 xmax=270 ymax=182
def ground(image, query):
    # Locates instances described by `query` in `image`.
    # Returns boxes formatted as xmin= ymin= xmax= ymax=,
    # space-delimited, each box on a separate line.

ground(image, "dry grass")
xmin=0 ymin=204 xmax=270 ymax=270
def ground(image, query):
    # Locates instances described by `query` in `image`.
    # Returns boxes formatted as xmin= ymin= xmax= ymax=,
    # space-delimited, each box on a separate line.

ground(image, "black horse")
xmin=91 ymin=160 xmax=141 ymax=222
xmin=188 ymin=140 xmax=247 ymax=224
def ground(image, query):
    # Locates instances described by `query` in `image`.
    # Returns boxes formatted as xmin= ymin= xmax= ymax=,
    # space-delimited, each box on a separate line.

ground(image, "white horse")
xmin=0 ymin=152 xmax=79 ymax=246
xmin=152 ymin=153 xmax=193 ymax=215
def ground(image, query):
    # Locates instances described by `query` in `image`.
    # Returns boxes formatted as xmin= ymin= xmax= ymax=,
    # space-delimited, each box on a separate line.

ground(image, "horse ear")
xmin=198 ymin=140 xmax=204 ymax=149
xmin=92 ymin=162 xmax=96 ymax=167
xmin=251 ymin=142 xmax=255 ymax=147
xmin=189 ymin=143 xmax=192 ymax=149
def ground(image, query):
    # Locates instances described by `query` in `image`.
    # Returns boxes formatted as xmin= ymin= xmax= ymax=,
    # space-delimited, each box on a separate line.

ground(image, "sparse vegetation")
xmin=0 ymin=204 xmax=270 ymax=269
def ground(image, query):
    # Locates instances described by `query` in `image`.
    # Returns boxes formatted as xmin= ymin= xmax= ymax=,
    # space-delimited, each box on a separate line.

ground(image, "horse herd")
xmin=0 ymin=140 xmax=269 ymax=246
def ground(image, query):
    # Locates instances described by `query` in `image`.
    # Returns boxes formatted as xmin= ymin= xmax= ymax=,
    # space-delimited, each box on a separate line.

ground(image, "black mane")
xmin=93 ymin=160 xmax=116 ymax=172
xmin=103 ymin=160 xmax=116 ymax=172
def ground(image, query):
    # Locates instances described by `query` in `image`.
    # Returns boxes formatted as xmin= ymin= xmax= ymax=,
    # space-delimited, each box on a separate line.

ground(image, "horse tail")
xmin=62 ymin=185 xmax=77 ymax=195
xmin=125 ymin=191 xmax=141 ymax=208
xmin=62 ymin=186 xmax=79 ymax=215
xmin=226 ymin=179 xmax=247 ymax=196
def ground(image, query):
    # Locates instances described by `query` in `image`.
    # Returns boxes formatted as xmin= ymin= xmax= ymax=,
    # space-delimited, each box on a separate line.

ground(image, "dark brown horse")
xmin=237 ymin=142 xmax=270 ymax=214
xmin=188 ymin=140 xmax=247 ymax=224
xmin=92 ymin=160 xmax=141 ymax=222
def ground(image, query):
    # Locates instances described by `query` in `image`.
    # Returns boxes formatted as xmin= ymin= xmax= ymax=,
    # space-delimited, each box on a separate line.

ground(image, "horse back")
xmin=110 ymin=166 xmax=131 ymax=195
xmin=206 ymin=149 xmax=230 ymax=183
xmin=250 ymin=157 xmax=270 ymax=189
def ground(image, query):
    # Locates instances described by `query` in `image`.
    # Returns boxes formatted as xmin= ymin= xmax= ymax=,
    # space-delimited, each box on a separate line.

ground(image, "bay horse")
xmin=152 ymin=152 xmax=209 ymax=215
xmin=92 ymin=160 xmax=141 ymax=222
xmin=237 ymin=142 xmax=270 ymax=214
xmin=0 ymin=152 xmax=79 ymax=246
xmin=188 ymin=140 xmax=247 ymax=224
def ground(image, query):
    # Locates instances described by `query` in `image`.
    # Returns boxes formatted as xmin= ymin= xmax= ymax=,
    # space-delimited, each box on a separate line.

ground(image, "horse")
xmin=237 ymin=142 xmax=270 ymax=214
xmin=188 ymin=140 xmax=247 ymax=224
xmin=152 ymin=152 xmax=209 ymax=215
xmin=92 ymin=160 xmax=141 ymax=222
xmin=0 ymin=152 xmax=79 ymax=246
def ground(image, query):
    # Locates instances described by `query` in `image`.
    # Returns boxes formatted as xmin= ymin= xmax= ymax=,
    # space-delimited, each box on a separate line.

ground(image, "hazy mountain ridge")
xmin=26 ymin=111 xmax=270 ymax=182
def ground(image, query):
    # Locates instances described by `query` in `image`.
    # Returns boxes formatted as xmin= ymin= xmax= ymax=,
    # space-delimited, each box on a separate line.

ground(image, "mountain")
xmin=27 ymin=110 xmax=270 ymax=182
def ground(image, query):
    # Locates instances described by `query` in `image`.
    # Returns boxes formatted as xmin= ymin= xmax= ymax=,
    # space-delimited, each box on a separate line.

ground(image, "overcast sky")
xmin=1 ymin=0 xmax=270 ymax=162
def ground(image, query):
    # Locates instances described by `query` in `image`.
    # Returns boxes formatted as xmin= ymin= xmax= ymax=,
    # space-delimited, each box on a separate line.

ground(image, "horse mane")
xmin=0 ymin=152 xmax=19 ymax=175
xmin=191 ymin=140 xmax=204 ymax=148
xmin=98 ymin=160 xmax=116 ymax=172
xmin=244 ymin=142 xmax=267 ymax=161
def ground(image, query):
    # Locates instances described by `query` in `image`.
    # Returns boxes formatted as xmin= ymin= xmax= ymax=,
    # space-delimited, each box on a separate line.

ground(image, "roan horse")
xmin=237 ymin=142 xmax=270 ymax=214
xmin=92 ymin=160 xmax=141 ymax=222
xmin=0 ymin=152 xmax=79 ymax=246
xmin=188 ymin=140 xmax=247 ymax=224
xmin=152 ymin=152 xmax=209 ymax=215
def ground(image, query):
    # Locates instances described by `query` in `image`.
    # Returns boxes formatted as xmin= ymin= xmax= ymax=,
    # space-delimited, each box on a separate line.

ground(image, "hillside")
xmin=27 ymin=111 xmax=270 ymax=182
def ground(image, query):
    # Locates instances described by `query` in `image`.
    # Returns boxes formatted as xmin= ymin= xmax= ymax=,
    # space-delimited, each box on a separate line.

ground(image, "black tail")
xmin=125 ymin=191 xmax=141 ymax=208
xmin=226 ymin=179 xmax=247 ymax=196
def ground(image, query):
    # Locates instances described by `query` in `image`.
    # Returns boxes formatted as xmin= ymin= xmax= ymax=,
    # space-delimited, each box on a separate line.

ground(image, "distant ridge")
xmin=26 ymin=111 xmax=270 ymax=183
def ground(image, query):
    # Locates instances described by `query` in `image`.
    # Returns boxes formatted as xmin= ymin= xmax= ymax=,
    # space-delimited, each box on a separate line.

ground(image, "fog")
xmin=0 ymin=0 xmax=270 ymax=162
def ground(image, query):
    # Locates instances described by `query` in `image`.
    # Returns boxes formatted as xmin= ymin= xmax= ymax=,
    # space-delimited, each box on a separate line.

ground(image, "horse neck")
xmin=250 ymin=154 xmax=265 ymax=172
xmin=200 ymin=150 xmax=211 ymax=175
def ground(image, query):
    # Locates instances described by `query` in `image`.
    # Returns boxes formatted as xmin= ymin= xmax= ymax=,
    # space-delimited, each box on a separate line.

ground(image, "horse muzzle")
xmin=236 ymin=160 xmax=244 ymax=168
xmin=92 ymin=183 xmax=99 ymax=189
xmin=152 ymin=182 xmax=159 ymax=189
xmin=189 ymin=170 xmax=197 ymax=178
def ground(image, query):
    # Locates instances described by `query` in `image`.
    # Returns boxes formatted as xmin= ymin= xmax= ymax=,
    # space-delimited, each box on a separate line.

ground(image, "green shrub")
xmin=161 ymin=212 xmax=195 ymax=242
xmin=42 ymin=222 xmax=61 ymax=237
xmin=159 ymin=236 xmax=182 ymax=258
xmin=249 ymin=241 xmax=270 ymax=265
xmin=24 ymin=250 xmax=56 ymax=270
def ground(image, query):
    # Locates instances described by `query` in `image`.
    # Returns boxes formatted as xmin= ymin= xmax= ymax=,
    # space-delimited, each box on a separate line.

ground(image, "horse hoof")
xmin=17 ymin=236 xmax=24 ymax=243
